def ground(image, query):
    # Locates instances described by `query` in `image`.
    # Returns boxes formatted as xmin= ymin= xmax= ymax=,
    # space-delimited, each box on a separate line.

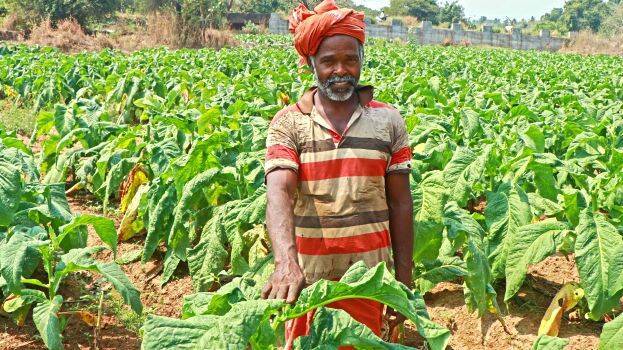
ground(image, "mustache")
xmin=321 ymin=75 xmax=357 ymax=88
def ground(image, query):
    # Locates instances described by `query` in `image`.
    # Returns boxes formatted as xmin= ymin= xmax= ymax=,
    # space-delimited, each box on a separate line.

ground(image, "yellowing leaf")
xmin=75 ymin=310 xmax=97 ymax=327
xmin=13 ymin=305 xmax=30 ymax=327
xmin=413 ymin=143 xmax=427 ymax=154
xmin=538 ymin=283 xmax=585 ymax=337
xmin=278 ymin=92 xmax=290 ymax=106
xmin=119 ymin=165 xmax=149 ymax=214
xmin=3 ymin=294 xmax=22 ymax=313
xmin=119 ymin=184 xmax=149 ymax=241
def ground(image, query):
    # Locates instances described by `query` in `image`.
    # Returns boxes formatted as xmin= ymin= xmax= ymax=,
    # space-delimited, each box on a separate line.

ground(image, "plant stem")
xmin=94 ymin=292 xmax=104 ymax=350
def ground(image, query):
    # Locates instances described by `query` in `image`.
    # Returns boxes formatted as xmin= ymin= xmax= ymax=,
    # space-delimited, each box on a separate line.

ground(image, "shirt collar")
xmin=309 ymin=103 xmax=364 ymax=133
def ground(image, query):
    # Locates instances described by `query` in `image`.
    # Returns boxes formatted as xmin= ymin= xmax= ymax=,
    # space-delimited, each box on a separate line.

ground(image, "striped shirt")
xmin=265 ymin=85 xmax=412 ymax=284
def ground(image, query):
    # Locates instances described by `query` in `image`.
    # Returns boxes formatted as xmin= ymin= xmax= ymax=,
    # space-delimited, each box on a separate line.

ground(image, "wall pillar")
xmin=511 ymin=28 xmax=522 ymax=50
xmin=421 ymin=21 xmax=433 ymax=44
xmin=482 ymin=25 xmax=492 ymax=46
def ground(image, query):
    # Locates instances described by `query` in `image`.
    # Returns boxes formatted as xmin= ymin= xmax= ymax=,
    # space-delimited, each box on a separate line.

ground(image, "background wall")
xmin=269 ymin=14 xmax=572 ymax=51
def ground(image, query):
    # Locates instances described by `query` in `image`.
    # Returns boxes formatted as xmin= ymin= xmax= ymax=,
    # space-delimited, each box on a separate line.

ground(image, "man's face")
xmin=311 ymin=35 xmax=362 ymax=102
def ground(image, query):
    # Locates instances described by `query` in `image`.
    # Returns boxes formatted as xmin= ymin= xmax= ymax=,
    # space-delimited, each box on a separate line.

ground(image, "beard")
xmin=315 ymin=73 xmax=358 ymax=102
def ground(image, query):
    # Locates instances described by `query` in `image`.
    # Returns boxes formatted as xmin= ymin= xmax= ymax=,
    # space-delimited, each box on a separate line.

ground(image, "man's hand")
xmin=385 ymin=308 xmax=406 ymax=343
xmin=262 ymin=259 xmax=305 ymax=304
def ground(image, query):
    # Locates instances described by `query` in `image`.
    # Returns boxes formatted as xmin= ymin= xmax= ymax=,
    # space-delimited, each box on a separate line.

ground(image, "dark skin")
xmin=312 ymin=35 xmax=362 ymax=134
xmin=262 ymin=34 xmax=414 ymax=339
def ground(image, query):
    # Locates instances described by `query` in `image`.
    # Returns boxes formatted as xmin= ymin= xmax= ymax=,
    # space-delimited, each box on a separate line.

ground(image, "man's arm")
xmin=261 ymin=169 xmax=305 ymax=304
xmin=385 ymin=172 xmax=414 ymax=339
xmin=386 ymin=173 xmax=414 ymax=288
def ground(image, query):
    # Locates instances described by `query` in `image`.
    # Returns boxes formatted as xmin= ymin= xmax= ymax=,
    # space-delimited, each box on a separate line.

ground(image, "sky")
xmin=353 ymin=0 xmax=567 ymax=20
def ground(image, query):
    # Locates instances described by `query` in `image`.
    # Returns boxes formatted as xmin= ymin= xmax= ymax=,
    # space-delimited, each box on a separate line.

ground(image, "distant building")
xmin=226 ymin=13 xmax=271 ymax=30
xmin=376 ymin=11 xmax=387 ymax=23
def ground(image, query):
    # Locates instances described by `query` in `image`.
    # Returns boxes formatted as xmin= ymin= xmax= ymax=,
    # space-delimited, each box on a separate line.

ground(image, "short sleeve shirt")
xmin=264 ymin=86 xmax=412 ymax=284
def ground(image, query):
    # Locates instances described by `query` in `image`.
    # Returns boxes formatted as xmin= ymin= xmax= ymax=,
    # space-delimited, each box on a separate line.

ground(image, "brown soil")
xmin=0 ymin=192 xmax=193 ymax=350
xmin=403 ymin=254 xmax=601 ymax=350
xmin=1 ymin=192 xmax=604 ymax=350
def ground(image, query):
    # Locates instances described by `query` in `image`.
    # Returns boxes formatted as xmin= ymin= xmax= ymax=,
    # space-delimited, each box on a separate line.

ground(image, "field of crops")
xmin=1 ymin=35 xmax=623 ymax=350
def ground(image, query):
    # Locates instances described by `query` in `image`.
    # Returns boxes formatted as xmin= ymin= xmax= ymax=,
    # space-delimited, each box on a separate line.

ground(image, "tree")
xmin=437 ymin=0 xmax=464 ymax=24
xmin=560 ymin=0 xmax=610 ymax=32
xmin=6 ymin=0 xmax=121 ymax=26
xmin=234 ymin=0 xmax=287 ymax=13
xmin=386 ymin=0 xmax=440 ymax=24
xmin=600 ymin=2 xmax=623 ymax=36
xmin=541 ymin=7 xmax=564 ymax=22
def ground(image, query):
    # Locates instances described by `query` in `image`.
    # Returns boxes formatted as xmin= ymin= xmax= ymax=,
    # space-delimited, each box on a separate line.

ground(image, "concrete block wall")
xmin=269 ymin=13 xmax=571 ymax=52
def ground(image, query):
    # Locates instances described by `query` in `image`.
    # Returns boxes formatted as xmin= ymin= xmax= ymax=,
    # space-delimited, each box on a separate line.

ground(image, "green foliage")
xmin=0 ymin=129 xmax=141 ymax=350
xmin=2 ymin=36 xmax=623 ymax=347
xmin=235 ymin=0 xmax=288 ymax=13
xmin=437 ymin=1 xmax=464 ymax=24
xmin=575 ymin=210 xmax=623 ymax=320
xmin=600 ymin=3 xmax=623 ymax=37
xmin=599 ymin=312 xmax=623 ymax=349
xmin=386 ymin=0 xmax=441 ymax=24
xmin=5 ymin=0 xmax=121 ymax=26
xmin=560 ymin=0 xmax=611 ymax=32
xmin=531 ymin=335 xmax=569 ymax=350
xmin=142 ymin=262 xmax=450 ymax=349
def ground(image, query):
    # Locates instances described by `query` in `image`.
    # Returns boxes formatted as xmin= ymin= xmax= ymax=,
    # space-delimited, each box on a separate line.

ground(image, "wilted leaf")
xmin=538 ymin=283 xmax=584 ymax=337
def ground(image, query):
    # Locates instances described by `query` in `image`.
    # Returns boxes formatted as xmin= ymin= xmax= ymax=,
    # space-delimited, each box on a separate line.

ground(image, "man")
xmin=261 ymin=0 xmax=414 ymax=347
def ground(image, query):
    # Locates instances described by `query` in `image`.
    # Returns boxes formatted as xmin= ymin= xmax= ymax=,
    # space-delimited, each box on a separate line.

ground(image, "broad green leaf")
xmin=521 ymin=125 xmax=545 ymax=153
xmin=53 ymin=245 xmax=142 ymax=314
xmin=281 ymin=262 xmax=450 ymax=350
xmin=27 ymin=184 xmax=73 ymax=226
xmin=141 ymin=300 xmax=283 ymax=350
xmin=414 ymin=256 xmax=467 ymax=294
xmin=142 ymin=314 xmax=215 ymax=350
xmin=0 ymin=232 xmax=47 ymax=292
xmin=0 ymin=159 xmax=22 ymax=226
xmin=294 ymin=308 xmax=413 ymax=349
xmin=183 ymin=256 xmax=275 ymax=319
xmin=182 ymin=287 xmax=247 ymax=318
xmin=504 ymin=220 xmax=566 ymax=301
xmin=443 ymin=145 xmax=491 ymax=207
xmin=562 ymin=188 xmax=587 ymax=227
xmin=187 ymin=216 xmax=228 ymax=291
xmin=575 ymin=210 xmax=623 ymax=320
xmin=161 ymin=249 xmax=181 ymax=286
xmin=197 ymin=107 xmax=221 ymax=135
xmin=143 ymin=183 xmax=176 ymax=263
xmin=444 ymin=202 xmax=491 ymax=316
xmin=531 ymin=163 xmax=558 ymax=202
xmin=527 ymin=192 xmax=563 ymax=217
xmin=531 ymin=335 xmax=569 ymax=350
xmin=169 ymin=169 xmax=220 ymax=260
xmin=600 ymin=313 xmax=623 ymax=350
xmin=59 ymin=214 xmax=117 ymax=256
xmin=96 ymin=262 xmax=143 ymax=314
xmin=33 ymin=295 xmax=64 ymax=350
xmin=485 ymin=182 xmax=531 ymax=279
xmin=413 ymin=171 xmax=448 ymax=264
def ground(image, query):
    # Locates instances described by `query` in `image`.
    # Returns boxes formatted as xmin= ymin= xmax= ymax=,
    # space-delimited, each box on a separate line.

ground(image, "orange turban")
xmin=288 ymin=0 xmax=366 ymax=66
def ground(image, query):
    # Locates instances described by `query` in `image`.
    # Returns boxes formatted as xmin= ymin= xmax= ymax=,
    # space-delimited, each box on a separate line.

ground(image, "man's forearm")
xmin=263 ymin=170 xmax=305 ymax=303
xmin=389 ymin=200 xmax=414 ymax=288
xmin=266 ymin=187 xmax=297 ymax=264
